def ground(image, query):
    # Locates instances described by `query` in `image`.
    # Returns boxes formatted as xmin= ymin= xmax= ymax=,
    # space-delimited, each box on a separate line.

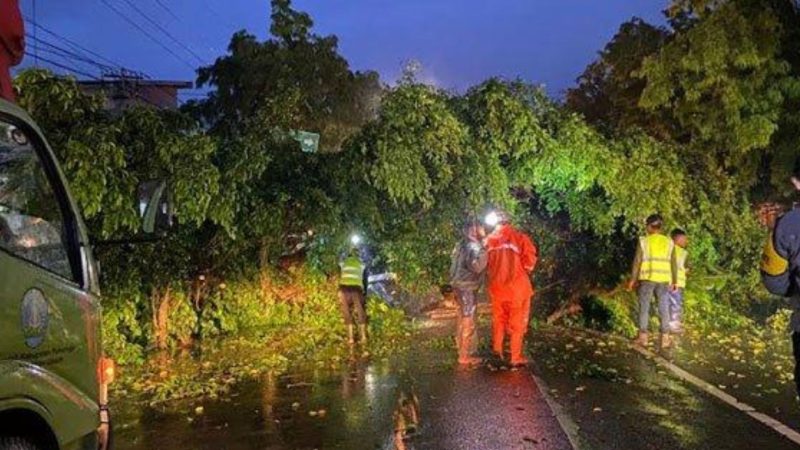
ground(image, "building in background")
xmin=78 ymin=75 xmax=192 ymax=111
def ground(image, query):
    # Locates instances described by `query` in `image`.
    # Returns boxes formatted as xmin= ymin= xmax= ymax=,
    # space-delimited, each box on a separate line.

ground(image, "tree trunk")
xmin=546 ymin=293 xmax=583 ymax=325
xmin=152 ymin=286 xmax=172 ymax=351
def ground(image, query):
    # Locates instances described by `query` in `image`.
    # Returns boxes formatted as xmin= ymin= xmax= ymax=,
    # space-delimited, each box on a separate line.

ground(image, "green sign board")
xmin=290 ymin=130 xmax=320 ymax=153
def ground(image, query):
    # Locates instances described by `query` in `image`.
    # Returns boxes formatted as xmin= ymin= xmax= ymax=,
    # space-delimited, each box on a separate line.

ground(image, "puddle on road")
xmin=115 ymin=351 xmax=426 ymax=450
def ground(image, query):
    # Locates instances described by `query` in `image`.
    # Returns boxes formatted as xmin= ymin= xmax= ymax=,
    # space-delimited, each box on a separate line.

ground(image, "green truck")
xmin=0 ymin=98 xmax=168 ymax=449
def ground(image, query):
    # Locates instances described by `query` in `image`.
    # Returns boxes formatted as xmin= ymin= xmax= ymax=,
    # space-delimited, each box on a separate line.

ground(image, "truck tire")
xmin=0 ymin=437 xmax=42 ymax=450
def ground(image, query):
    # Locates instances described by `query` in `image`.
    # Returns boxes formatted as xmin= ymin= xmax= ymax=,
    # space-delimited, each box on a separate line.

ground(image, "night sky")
xmin=17 ymin=1 xmax=668 ymax=98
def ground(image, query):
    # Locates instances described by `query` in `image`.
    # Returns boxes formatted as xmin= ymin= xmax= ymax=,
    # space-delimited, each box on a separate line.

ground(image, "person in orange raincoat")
xmin=484 ymin=211 xmax=537 ymax=366
xmin=0 ymin=0 xmax=25 ymax=102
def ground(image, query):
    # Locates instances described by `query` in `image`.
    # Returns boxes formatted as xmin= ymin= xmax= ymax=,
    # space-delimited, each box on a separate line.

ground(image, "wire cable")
xmin=117 ymin=0 xmax=206 ymax=64
xmin=24 ymin=16 xmax=131 ymax=72
xmin=152 ymin=0 xmax=180 ymax=21
xmin=26 ymin=34 xmax=117 ymax=73
xmin=25 ymin=52 xmax=101 ymax=80
xmin=99 ymin=0 xmax=197 ymax=70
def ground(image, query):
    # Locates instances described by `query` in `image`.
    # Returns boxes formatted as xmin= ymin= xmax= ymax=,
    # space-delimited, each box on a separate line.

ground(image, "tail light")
xmin=98 ymin=357 xmax=116 ymax=385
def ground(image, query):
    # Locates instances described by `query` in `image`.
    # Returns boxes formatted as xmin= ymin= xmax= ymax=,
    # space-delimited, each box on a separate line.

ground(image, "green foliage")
xmin=15 ymin=70 xmax=224 ymax=239
xmin=567 ymin=18 xmax=671 ymax=136
xmin=16 ymin=0 xmax=800 ymax=406
xmin=365 ymin=83 xmax=466 ymax=207
xmin=639 ymin=2 xmax=797 ymax=176
xmin=578 ymin=293 xmax=638 ymax=338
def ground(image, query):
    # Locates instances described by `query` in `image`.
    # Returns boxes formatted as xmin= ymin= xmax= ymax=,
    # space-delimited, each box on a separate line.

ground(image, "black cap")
xmin=645 ymin=214 xmax=663 ymax=227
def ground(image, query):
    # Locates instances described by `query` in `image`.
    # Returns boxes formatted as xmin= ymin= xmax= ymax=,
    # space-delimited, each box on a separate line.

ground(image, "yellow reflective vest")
xmin=639 ymin=234 xmax=674 ymax=284
xmin=674 ymin=246 xmax=688 ymax=288
xmin=340 ymin=256 xmax=365 ymax=289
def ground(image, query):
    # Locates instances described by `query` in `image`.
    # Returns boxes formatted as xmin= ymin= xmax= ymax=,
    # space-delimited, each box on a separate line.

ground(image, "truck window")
xmin=0 ymin=118 xmax=75 ymax=281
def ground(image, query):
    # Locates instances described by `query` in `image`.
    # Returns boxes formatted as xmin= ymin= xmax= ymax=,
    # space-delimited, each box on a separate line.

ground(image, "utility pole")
xmin=32 ymin=0 xmax=38 ymax=65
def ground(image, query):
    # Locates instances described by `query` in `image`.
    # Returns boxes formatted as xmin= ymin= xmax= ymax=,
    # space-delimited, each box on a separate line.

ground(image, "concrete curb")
xmin=529 ymin=367 xmax=584 ymax=450
xmin=564 ymin=326 xmax=800 ymax=447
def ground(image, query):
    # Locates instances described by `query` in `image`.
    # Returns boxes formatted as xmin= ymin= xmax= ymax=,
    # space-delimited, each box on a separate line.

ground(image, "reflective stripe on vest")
xmin=675 ymin=246 xmax=688 ymax=288
xmin=340 ymin=257 xmax=365 ymax=288
xmin=640 ymin=234 xmax=673 ymax=283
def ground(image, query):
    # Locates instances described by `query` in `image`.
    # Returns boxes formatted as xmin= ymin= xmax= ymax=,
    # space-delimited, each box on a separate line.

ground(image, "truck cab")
xmin=0 ymin=98 xmax=114 ymax=450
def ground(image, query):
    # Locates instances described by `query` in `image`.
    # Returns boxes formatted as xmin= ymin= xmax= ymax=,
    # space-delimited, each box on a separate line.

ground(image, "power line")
xmin=199 ymin=0 xmax=238 ymax=30
xmin=25 ymin=38 xmax=186 ymax=109
xmin=99 ymin=0 xmax=197 ymax=70
xmin=26 ymin=34 xmax=117 ymax=73
xmin=31 ymin=46 xmax=104 ymax=76
xmin=26 ymin=52 xmax=100 ymax=80
xmin=22 ymin=13 xmax=196 ymax=109
xmin=152 ymin=0 xmax=180 ymax=21
xmin=117 ymin=0 xmax=205 ymax=64
xmin=24 ymin=16 xmax=130 ymax=72
xmin=32 ymin=0 xmax=38 ymax=64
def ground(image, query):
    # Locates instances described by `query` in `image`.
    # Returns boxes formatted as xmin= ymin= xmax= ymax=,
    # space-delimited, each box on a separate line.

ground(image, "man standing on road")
xmin=339 ymin=247 xmax=368 ymax=345
xmin=484 ymin=211 xmax=537 ymax=367
xmin=449 ymin=219 xmax=488 ymax=365
xmin=628 ymin=214 xmax=675 ymax=350
xmin=760 ymin=160 xmax=800 ymax=398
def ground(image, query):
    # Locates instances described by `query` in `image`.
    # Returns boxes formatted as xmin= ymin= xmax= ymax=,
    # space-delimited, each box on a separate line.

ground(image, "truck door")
xmin=0 ymin=113 xmax=100 ymax=443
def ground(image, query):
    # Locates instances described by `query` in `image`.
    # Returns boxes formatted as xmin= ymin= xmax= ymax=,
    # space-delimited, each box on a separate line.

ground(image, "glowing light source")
xmin=484 ymin=211 xmax=501 ymax=227
xmin=350 ymin=234 xmax=362 ymax=246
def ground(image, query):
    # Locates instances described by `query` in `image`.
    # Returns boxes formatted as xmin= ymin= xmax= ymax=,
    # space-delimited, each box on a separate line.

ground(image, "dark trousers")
xmin=338 ymin=286 xmax=366 ymax=325
xmin=793 ymin=332 xmax=800 ymax=397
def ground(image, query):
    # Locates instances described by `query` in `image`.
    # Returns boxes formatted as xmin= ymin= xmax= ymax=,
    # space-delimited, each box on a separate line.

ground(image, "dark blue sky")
xmin=19 ymin=1 xmax=667 ymax=97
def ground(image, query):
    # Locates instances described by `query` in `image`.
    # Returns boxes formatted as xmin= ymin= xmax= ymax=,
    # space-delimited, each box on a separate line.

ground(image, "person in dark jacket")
xmin=449 ymin=219 xmax=487 ymax=365
xmin=761 ymin=159 xmax=800 ymax=397
xmin=0 ymin=0 xmax=25 ymax=102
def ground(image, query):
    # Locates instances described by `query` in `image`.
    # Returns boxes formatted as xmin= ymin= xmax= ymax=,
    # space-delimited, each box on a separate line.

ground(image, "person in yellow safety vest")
xmin=669 ymin=229 xmax=689 ymax=334
xmin=627 ymin=214 xmax=677 ymax=349
xmin=339 ymin=248 xmax=368 ymax=345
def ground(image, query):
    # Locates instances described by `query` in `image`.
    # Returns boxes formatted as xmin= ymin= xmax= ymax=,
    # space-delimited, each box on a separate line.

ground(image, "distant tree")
xmin=187 ymin=0 xmax=384 ymax=273
xmin=638 ymin=0 xmax=800 ymax=190
xmin=566 ymin=18 xmax=671 ymax=138
xmin=15 ymin=69 xmax=224 ymax=350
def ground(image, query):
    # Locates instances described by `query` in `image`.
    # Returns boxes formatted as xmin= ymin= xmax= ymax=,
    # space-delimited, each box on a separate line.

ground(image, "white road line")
xmin=630 ymin=343 xmax=800 ymax=446
xmin=562 ymin=325 xmax=800 ymax=447
xmin=529 ymin=368 xmax=584 ymax=450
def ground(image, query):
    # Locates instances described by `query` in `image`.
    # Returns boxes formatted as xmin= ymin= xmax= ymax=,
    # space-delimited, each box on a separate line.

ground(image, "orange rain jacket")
xmin=484 ymin=224 xmax=537 ymax=303
xmin=0 ymin=0 xmax=24 ymax=102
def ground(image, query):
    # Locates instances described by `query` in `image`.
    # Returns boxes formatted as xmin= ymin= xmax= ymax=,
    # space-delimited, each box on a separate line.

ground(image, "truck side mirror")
xmin=137 ymin=180 xmax=173 ymax=234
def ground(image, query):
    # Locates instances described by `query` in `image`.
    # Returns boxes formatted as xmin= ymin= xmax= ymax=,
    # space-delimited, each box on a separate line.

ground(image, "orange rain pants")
xmin=485 ymin=224 xmax=537 ymax=364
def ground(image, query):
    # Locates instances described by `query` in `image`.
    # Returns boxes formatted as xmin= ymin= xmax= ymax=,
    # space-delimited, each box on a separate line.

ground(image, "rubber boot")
xmin=660 ymin=333 xmax=672 ymax=351
xmin=359 ymin=324 xmax=368 ymax=344
xmin=458 ymin=317 xmax=481 ymax=365
xmin=635 ymin=331 xmax=648 ymax=347
xmin=509 ymin=332 xmax=528 ymax=366
xmin=491 ymin=324 xmax=505 ymax=359
xmin=347 ymin=325 xmax=356 ymax=345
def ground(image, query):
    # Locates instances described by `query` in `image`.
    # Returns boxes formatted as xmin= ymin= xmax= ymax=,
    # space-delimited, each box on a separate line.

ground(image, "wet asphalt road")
xmin=410 ymin=364 xmax=572 ymax=450
xmin=530 ymin=326 xmax=800 ymax=450
xmin=114 ymin=315 xmax=800 ymax=450
xmin=115 ymin=320 xmax=572 ymax=450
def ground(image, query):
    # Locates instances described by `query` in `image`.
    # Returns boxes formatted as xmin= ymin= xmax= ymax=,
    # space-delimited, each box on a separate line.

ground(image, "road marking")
xmin=529 ymin=368 xmax=583 ymax=450
xmin=565 ymin=326 xmax=800 ymax=447
xmin=630 ymin=343 xmax=800 ymax=446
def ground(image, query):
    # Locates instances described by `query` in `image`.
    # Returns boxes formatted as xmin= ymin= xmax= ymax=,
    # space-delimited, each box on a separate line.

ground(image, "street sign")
xmin=290 ymin=130 xmax=320 ymax=153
